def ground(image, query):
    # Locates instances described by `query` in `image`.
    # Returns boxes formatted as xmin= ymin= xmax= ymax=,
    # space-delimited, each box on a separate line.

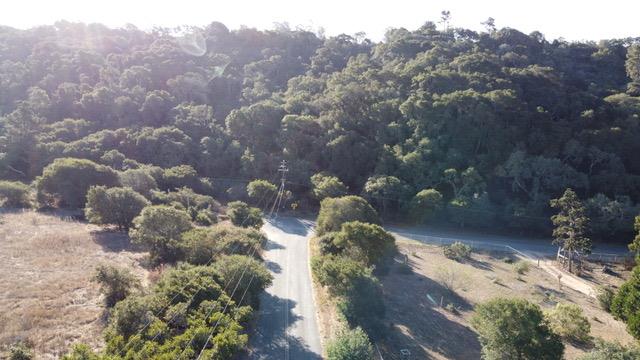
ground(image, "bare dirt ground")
xmin=378 ymin=239 xmax=635 ymax=360
xmin=0 ymin=210 xmax=148 ymax=359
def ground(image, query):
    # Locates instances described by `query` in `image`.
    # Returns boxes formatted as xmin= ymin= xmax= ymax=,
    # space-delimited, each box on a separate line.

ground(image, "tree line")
xmin=0 ymin=19 xmax=639 ymax=239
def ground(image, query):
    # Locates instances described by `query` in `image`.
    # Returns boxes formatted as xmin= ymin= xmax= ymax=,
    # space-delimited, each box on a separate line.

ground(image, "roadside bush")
xmin=338 ymin=276 xmax=386 ymax=339
xmin=610 ymin=266 xmax=640 ymax=339
xmin=35 ymin=157 xmax=120 ymax=208
xmin=514 ymin=261 xmax=531 ymax=275
xmin=316 ymin=196 xmax=379 ymax=236
xmin=93 ymin=264 xmax=140 ymax=307
xmin=596 ymin=287 xmax=614 ymax=312
xmin=545 ymin=303 xmax=591 ymax=343
xmin=0 ymin=180 xmax=31 ymax=208
xmin=181 ymin=224 xmax=263 ymax=264
xmin=85 ymin=186 xmax=149 ymax=230
xmin=104 ymin=264 xmax=252 ymax=359
xmin=579 ymin=339 xmax=640 ymax=360
xmin=312 ymin=255 xmax=372 ymax=296
xmin=227 ymin=201 xmax=263 ymax=228
xmin=326 ymin=327 xmax=374 ymax=360
xmin=443 ymin=241 xmax=471 ymax=261
xmin=471 ymin=298 xmax=564 ymax=360
xmin=334 ymin=221 xmax=396 ymax=266
xmin=211 ymin=255 xmax=273 ymax=307
xmin=317 ymin=232 xmax=341 ymax=255
xmin=129 ymin=205 xmax=193 ymax=263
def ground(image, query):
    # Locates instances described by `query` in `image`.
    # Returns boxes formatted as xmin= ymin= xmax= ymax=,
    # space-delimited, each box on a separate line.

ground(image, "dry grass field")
xmin=0 ymin=210 xmax=148 ymax=359
xmin=377 ymin=239 xmax=635 ymax=360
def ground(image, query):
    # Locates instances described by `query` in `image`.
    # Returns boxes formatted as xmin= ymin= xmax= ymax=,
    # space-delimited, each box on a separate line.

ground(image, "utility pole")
xmin=269 ymin=160 xmax=289 ymax=218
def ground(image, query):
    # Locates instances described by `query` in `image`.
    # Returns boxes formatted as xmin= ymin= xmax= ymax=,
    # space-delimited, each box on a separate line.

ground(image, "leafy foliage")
xmin=0 ymin=180 xmax=31 ymax=207
xmin=316 ymin=196 xmax=380 ymax=236
xmin=326 ymin=327 xmax=374 ymax=360
xmin=34 ymin=158 xmax=119 ymax=208
xmin=85 ymin=186 xmax=149 ymax=230
xmin=579 ymin=339 xmax=640 ymax=360
xmin=471 ymin=298 xmax=564 ymax=360
xmin=129 ymin=205 xmax=193 ymax=263
xmin=181 ymin=224 xmax=263 ymax=264
xmin=550 ymin=189 xmax=592 ymax=271
xmin=93 ymin=264 xmax=140 ymax=307
xmin=610 ymin=266 xmax=640 ymax=339
xmin=226 ymin=201 xmax=263 ymax=228
xmin=443 ymin=241 xmax=472 ymax=261
xmin=246 ymin=179 xmax=277 ymax=205
xmin=545 ymin=303 xmax=591 ymax=343
xmin=333 ymin=221 xmax=395 ymax=266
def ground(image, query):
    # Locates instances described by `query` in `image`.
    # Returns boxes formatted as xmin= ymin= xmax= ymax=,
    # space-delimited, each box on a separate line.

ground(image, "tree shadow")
xmin=267 ymin=217 xmax=311 ymax=236
xmin=264 ymin=239 xmax=285 ymax=251
xmin=90 ymin=229 xmax=140 ymax=252
xmin=464 ymin=256 xmax=493 ymax=271
xmin=244 ymin=293 xmax=321 ymax=360
xmin=264 ymin=260 xmax=282 ymax=274
xmin=378 ymin=260 xmax=481 ymax=359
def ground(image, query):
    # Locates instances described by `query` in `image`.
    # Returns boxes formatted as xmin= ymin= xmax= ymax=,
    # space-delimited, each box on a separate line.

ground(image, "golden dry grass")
xmin=378 ymin=240 xmax=635 ymax=359
xmin=0 ymin=210 xmax=148 ymax=359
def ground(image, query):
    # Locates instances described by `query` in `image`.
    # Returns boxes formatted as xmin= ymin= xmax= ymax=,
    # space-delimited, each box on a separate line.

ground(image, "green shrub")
xmin=338 ymin=276 xmax=386 ymax=339
xmin=61 ymin=343 xmax=100 ymax=360
xmin=316 ymin=196 xmax=379 ymax=236
xmin=211 ymin=255 xmax=273 ymax=307
xmin=471 ymin=298 xmax=564 ymax=360
xmin=129 ymin=205 xmax=193 ymax=263
xmin=85 ymin=186 xmax=149 ymax=230
xmin=317 ymin=232 xmax=341 ymax=255
xmin=195 ymin=209 xmax=217 ymax=225
xmin=610 ymin=266 xmax=640 ymax=339
xmin=334 ymin=221 xmax=395 ymax=266
xmin=408 ymin=188 xmax=443 ymax=223
xmin=312 ymin=255 xmax=372 ymax=296
xmin=443 ymin=241 xmax=471 ymax=261
xmin=227 ymin=201 xmax=263 ymax=228
xmin=579 ymin=339 xmax=640 ymax=359
xmin=596 ymin=287 xmax=614 ymax=312
xmin=0 ymin=181 xmax=31 ymax=208
xmin=514 ymin=261 xmax=531 ymax=275
xmin=545 ymin=303 xmax=591 ymax=343
xmin=326 ymin=327 xmax=374 ymax=360
xmin=35 ymin=158 xmax=120 ymax=208
xmin=246 ymin=179 xmax=278 ymax=205
xmin=180 ymin=224 xmax=263 ymax=265
xmin=8 ymin=342 xmax=33 ymax=360
xmin=93 ymin=264 xmax=140 ymax=307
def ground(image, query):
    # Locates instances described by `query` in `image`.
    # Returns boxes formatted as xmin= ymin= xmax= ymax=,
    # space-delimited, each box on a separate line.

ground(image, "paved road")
xmin=386 ymin=224 xmax=631 ymax=260
xmin=247 ymin=217 xmax=322 ymax=360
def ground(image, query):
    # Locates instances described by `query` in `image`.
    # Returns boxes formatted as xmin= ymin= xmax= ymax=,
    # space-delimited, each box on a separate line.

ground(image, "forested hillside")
xmin=2 ymin=20 xmax=640 ymax=239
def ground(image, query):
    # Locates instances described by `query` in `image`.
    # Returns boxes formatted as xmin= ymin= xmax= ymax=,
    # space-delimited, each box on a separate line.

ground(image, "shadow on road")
xmin=267 ymin=217 xmax=311 ymax=236
xmin=247 ymin=293 xmax=321 ymax=360
xmin=378 ymin=259 xmax=481 ymax=359
xmin=264 ymin=260 xmax=282 ymax=273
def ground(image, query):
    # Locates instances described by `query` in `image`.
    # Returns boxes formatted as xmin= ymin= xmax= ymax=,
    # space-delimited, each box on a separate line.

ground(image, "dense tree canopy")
xmin=0 ymin=20 xmax=638 ymax=239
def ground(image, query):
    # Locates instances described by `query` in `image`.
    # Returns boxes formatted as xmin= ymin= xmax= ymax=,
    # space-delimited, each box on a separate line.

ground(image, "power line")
xmin=190 ymin=163 xmax=286 ymax=359
xmin=112 ymin=175 xmax=278 ymax=358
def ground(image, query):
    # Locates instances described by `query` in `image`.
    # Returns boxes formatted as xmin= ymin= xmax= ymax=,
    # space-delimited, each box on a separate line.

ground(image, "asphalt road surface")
xmin=247 ymin=217 xmax=322 ymax=360
xmin=386 ymin=224 xmax=630 ymax=259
